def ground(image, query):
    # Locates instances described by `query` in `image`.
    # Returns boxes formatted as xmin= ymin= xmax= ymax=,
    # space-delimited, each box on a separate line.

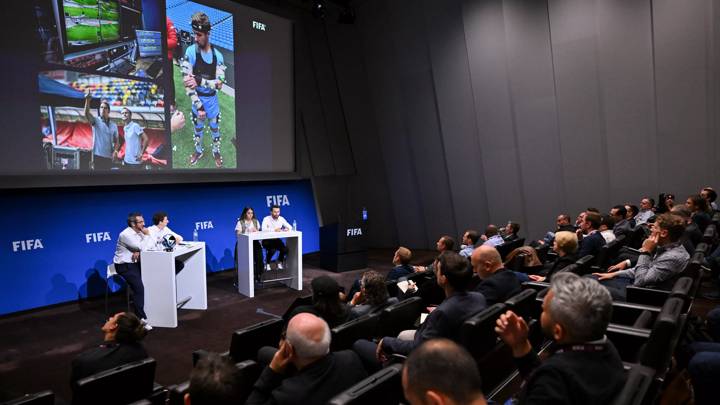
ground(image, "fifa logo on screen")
xmin=196 ymin=221 xmax=214 ymax=230
xmin=266 ymin=195 xmax=290 ymax=207
xmin=12 ymin=239 xmax=44 ymax=252
xmin=347 ymin=228 xmax=363 ymax=237
xmin=86 ymin=232 xmax=112 ymax=243
xmin=252 ymin=21 xmax=267 ymax=31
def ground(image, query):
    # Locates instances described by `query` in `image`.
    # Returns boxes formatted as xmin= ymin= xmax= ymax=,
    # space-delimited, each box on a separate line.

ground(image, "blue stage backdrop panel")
xmin=0 ymin=180 xmax=319 ymax=315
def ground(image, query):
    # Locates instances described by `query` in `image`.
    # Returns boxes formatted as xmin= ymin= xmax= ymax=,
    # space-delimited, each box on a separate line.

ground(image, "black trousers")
xmin=262 ymin=239 xmax=288 ymax=264
xmin=115 ymin=262 xmax=147 ymax=319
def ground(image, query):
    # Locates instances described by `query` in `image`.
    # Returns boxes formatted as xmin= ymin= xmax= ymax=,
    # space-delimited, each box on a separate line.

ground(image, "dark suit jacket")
xmin=70 ymin=341 xmax=148 ymax=384
xmin=246 ymin=350 xmax=368 ymax=405
xmin=613 ymin=219 xmax=633 ymax=237
xmin=541 ymin=254 xmax=578 ymax=279
xmin=577 ymin=231 xmax=606 ymax=259
xmin=382 ymin=291 xmax=487 ymax=355
xmin=386 ymin=264 xmax=415 ymax=281
xmin=473 ymin=268 xmax=522 ymax=305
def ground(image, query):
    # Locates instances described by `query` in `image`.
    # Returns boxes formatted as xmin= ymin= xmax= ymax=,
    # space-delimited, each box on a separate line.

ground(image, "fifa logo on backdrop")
xmin=196 ymin=221 xmax=214 ymax=230
xmin=266 ymin=195 xmax=290 ymax=207
xmin=12 ymin=239 xmax=44 ymax=252
xmin=347 ymin=228 xmax=363 ymax=236
xmin=86 ymin=232 xmax=111 ymax=243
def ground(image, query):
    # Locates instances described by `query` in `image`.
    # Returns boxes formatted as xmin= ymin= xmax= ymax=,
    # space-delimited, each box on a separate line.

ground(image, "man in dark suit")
xmin=247 ymin=313 xmax=367 ymax=404
xmin=470 ymin=245 xmax=521 ymax=305
xmin=353 ymin=251 xmax=487 ymax=371
xmin=577 ymin=211 xmax=606 ymax=258
xmin=610 ymin=205 xmax=633 ymax=237
xmin=495 ymin=273 xmax=624 ymax=404
xmin=70 ymin=312 xmax=148 ymax=384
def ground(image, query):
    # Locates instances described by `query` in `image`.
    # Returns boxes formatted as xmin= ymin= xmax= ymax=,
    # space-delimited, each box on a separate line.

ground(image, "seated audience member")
xmin=610 ymin=205 xmax=632 ymax=237
xmin=495 ymin=273 xmax=624 ymax=404
xmin=671 ymin=205 xmax=702 ymax=254
xmin=686 ymin=194 xmax=712 ymax=232
xmin=576 ymin=211 xmax=606 ymax=258
xmin=185 ymin=353 xmax=241 ymax=405
xmin=347 ymin=270 xmax=398 ymax=320
xmin=70 ymin=312 xmax=148 ymax=384
xmin=635 ymin=197 xmax=655 ymax=225
xmin=701 ymin=186 xmax=718 ymax=211
xmin=657 ymin=193 xmax=675 ymax=214
xmin=594 ymin=213 xmax=689 ymax=300
xmin=598 ymin=214 xmax=616 ymax=244
xmin=529 ymin=231 xmax=579 ymax=283
xmin=402 ymin=339 xmax=487 ymax=405
xmin=387 ymin=246 xmax=415 ymax=281
xmin=247 ymin=313 xmax=368 ymax=405
xmin=482 ymin=225 xmax=505 ymax=247
xmin=470 ymin=245 xmax=521 ymax=305
xmin=353 ymin=252 xmax=486 ymax=371
xmin=625 ymin=204 xmax=639 ymax=228
xmin=686 ymin=339 xmax=720 ymax=405
xmin=459 ymin=230 xmax=480 ymax=258
xmin=290 ymin=276 xmax=349 ymax=328
xmin=413 ymin=236 xmax=455 ymax=273
xmin=503 ymin=222 xmax=520 ymax=242
xmin=537 ymin=214 xmax=575 ymax=246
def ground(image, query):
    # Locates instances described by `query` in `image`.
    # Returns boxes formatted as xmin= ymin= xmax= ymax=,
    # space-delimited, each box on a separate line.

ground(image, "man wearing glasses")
xmin=83 ymin=93 xmax=119 ymax=170
xmin=120 ymin=107 xmax=148 ymax=169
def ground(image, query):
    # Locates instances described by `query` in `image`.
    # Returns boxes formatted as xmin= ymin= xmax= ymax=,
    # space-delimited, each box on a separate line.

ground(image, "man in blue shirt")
xmin=181 ymin=12 xmax=227 ymax=168
xmin=83 ymin=93 xmax=119 ymax=170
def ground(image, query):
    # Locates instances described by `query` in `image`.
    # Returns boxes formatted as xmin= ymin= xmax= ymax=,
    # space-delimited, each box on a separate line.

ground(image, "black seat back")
xmin=574 ymin=255 xmax=595 ymax=275
xmin=505 ymin=252 xmax=527 ymax=271
xmin=229 ymin=318 xmax=284 ymax=362
xmin=331 ymin=313 xmax=381 ymax=351
xmin=235 ymin=360 xmax=262 ymax=403
xmin=72 ymin=358 xmax=156 ymax=405
xmin=377 ymin=297 xmax=424 ymax=338
xmin=610 ymin=364 xmax=656 ymax=405
xmin=703 ymin=225 xmax=716 ymax=245
xmin=327 ymin=363 xmax=404 ymax=405
xmin=282 ymin=294 xmax=313 ymax=320
xmin=606 ymin=325 xmax=651 ymax=363
xmin=496 ymin=239 xmax=525 ymax=261
xmin=3 ymin=391 xmax=54 ymax=405
xmin=505 ymin=289 xmax=537 ymax=321
xmin=596 ymin=235 xmax=626 ymax=268
xmin=167 ymin=381 xmax=190 ymax=405
xmin=694 ymin=242 xmax=709 ymax=255
xmin=460 ymin=303 xmax=506 ymax=362
xmin=639 ymin=297 xmax=683 ymax=371
xmin=627 ymin=226 xmax=647 ymax=249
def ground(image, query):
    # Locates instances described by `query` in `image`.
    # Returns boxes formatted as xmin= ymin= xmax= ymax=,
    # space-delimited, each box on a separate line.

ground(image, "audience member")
xmin=598 ymin=214 xmax=616 ymax=244
xmin=247 ymin=313 xmax=367 ymax=404
xmin=402 ymin=339 xmax=487 ymax=405
xmin=413 ymin=236 xmax=455 ymax=273
xmin=671 ymin=205 xmax=702 ymax=254
xmin=537 ymin=214 xmax=575 ymax=246
xmin=185 ymin=353 xmax=241 ymax=405
xmin=353 ymin=251 xmax=486 ymax=371
xmin=686 ymin=194 xmax=712 ymax=232
xmin=503 ymin=222 xmax=520 ymax=242
xmin=594 ymin=213 xmax=689 ymax=300
xmin=482 ymin=225 xmax=505 ymax=247
xmin=290 ymin=276 xmax=348 ymax=328
xmin=625 ymin=204 xmax=639 ymax=228
xmin=70 ymin=312 xmax=148 ymax=384
xmin=635 ymin=197 xmax=655 ymax=225
xmin=347 ymin=270 xmax=398 ymax=320
xmin=529 ymin=231 xmax=579 ymax=282
xmin=610 ymin=205 xmax=632 ymax=237
xmin=656 ymin=193 xmax=676 ymax=214
xmin=576 ymin=211 xmax=606 ymax=258
xmin=470 ymin=245 xmax=521 ymax=305
xmin=495 ymin=273 xmax=624 ymax=404
xmin=701 ymin=187 xmax=718 ymax=211
xmin=459 ymin=230 xmax=480 ymax=258
xmin=387 ymin=247 xmax=416 ymax=281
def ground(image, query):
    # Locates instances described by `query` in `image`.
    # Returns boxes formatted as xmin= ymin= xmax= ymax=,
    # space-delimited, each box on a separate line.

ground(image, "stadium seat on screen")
xmin=327 ymin=363 xmax=404 ymax=405
xmin=376 ymin=297 xmax=424 ymax=339
xmin=72 ymin=357 xmax=156 ymax=405
xmin=2 ymin=390 xmax=54 ymax=405
xmin=229 ymin=318 xmax=284 ymax=362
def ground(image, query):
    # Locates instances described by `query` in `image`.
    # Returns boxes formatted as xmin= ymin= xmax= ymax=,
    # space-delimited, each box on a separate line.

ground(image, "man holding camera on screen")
xmin=83 ymin=93 xmax=119 ymax=170
xmin=181 ymin=11 xmax=227 ymax=168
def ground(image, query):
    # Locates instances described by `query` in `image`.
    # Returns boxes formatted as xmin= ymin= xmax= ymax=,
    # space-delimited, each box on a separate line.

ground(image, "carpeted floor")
xmin=0 ymin=249 xmax=436 ymax=403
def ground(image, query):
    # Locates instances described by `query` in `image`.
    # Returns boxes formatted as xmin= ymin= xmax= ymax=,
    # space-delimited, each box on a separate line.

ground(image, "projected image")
xmin=167 ymin=0 xmax=236 ymax=169
xmin=39 ymin=70 xmax=168 ymax=170
xmin=35 ymin=0 xmax=165 ymax=79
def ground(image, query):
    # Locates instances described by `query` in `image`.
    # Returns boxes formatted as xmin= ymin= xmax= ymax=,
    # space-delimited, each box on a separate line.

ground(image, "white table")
xmin=237 ymin=231 xmax=302 ymax=298
xmin=140 ymin=242 xmax=207 ymax=328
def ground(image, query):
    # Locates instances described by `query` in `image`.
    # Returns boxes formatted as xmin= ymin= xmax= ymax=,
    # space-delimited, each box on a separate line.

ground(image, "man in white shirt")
xmin=634 ymin=197 xmax=655 ymax=225
xmin=148 ymin=211 xmax=186 ymax=274
xmin=121 ymin=108 xmax=149 ymax=169
xmin=261 ymin=205 xmax=292 ymax=270
xmin=113 ymin=212 xmax=154 ymax=327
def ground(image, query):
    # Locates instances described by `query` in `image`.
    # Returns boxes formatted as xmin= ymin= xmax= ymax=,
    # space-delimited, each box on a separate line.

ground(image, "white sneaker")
xmin=265 ymin=263 xmax=272 ymax=271
xmin=141 ymin=319 xmax=153 ymax=331
xmin=277 ymin=262 xmax=284 ymax=270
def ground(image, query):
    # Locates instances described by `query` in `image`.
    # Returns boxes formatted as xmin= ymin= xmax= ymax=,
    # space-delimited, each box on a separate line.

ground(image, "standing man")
xmin=182 ymin=12 xmax=227 ymax=167
xmin=261 ymin=205 xmax=292 ymax=270
xmin=83 ymin=93 xmax=119 ymax=170
xmin=113 ymin=212 xmax=154 ymax=329
xmin=120 ymin=108 xmax=148 ymax=169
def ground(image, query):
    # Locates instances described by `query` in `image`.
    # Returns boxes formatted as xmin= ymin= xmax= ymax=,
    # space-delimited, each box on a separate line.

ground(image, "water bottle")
xmin=362 ymin=207 xmax=368 ymax=221
xmin=292 ymin=220 xmax=297 ymax=231
xmin=192 ymin=228 xmax=198 ymax=242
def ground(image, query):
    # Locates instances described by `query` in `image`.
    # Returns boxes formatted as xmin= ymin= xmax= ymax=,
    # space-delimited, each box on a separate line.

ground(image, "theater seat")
xmin=229 ymin=318 xmax=284 ymax=362
xmin=574 ymin=255 xmax=595 ymax=275
xmin=496 ymin=239 xmax=525 ymax=261
xmin=376 ymin=297 xmax=424 ymax=338
xmin=327 ymin=363 xmax=404 ymax=405
xmin=331 ymin=313 xmax=381 ymax=351
xmin=460 ymin=303 xmax=507 ymax=363
xmin=167 ymin=360 xmax=260 ymax=405
xmin=72 ymin=357 xmax=157 ymax=405
xmin=2 ymin=391 xmax=54 ymax=405
xmin=610 ymin=364 xmax=655 ymax=405
xmin=625 ymin=276 xmax=693 ymax=310
xmin=595 ymin=235 xmax=626 ymax=270
xmin=505 ymin=289 xmax=537 ymax=321
xmin=167 ymin=381 xmax=190 ymax=405
xmin=638 ymin=297 xmax=683 ymax=372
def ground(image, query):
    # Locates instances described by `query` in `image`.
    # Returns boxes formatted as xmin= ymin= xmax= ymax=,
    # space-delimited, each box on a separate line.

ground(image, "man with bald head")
xmin=402 ymin=339 xmax=487 ymax=405
xmin=470 ymin=245 xmax=521 ymax=305
xmin=246 ymin=313 xmax=367 ymax=404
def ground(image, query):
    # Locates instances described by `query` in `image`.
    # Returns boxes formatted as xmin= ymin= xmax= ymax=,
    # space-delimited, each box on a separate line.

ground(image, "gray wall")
xmin=283 ymin=0 xmax=720 ymax=248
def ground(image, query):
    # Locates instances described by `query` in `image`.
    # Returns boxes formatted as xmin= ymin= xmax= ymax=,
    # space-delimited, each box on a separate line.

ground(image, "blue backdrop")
xmin=0 ymin=180 xmax=319 ymax=315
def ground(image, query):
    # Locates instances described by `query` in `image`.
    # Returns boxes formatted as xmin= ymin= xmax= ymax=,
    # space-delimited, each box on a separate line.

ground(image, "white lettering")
xmin=266 ymin=194 xmax=291 ymax=207
xmin=195 ymin=221 xmax=214 ymax=230
xmin=86 ymin=232 xmax=111 ymax=243
xmin=12 ymin=239 xmax=44 ymax=252
xmin=252 ymin=21 xmax=267 ymax=31
xmin=346 ymin=228 xmax=363 ymax=236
